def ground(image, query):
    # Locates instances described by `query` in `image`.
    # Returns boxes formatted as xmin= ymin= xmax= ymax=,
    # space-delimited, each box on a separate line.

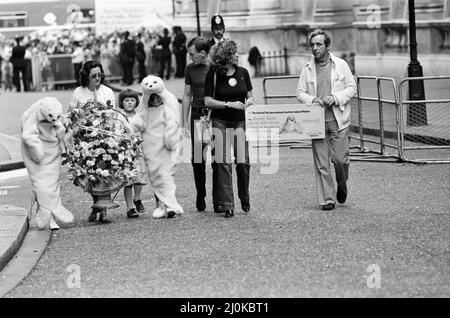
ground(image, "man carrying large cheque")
xmin=296 ymin=29 xmax=356 ymax=211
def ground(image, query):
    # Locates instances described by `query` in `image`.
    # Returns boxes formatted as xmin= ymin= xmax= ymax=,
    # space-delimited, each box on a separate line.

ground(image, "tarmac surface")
xmin=0 ymin=76 xmax=449 ymax=297
xmin=1 ymin=147 xmax=450 ymax=297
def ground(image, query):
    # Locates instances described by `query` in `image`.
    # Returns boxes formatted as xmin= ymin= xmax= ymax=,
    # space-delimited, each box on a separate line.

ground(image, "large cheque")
xmin=245 ymin=104 xmax=325 ymax=142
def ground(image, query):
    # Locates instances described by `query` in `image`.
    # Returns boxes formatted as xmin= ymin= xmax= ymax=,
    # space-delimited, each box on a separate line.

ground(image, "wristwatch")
xmin=224 ymin=101 xmax=228 ymax=109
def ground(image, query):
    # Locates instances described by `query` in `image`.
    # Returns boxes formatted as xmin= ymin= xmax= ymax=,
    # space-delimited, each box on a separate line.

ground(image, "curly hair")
xmin=79 ymin=61 xmax=105 ymax=87
xmin=118 ymin=89 xmax=140 ymax=109
xmin=210 ymin=40 xmax=238 ymax=76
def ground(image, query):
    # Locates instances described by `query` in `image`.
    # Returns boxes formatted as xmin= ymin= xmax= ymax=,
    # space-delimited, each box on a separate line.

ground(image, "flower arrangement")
xmin=64 ymin=100 xmax=142 ymax=196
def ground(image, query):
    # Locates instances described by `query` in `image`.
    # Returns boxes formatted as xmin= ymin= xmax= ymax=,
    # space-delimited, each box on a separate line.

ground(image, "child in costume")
xmin=136 ymin=75 xmax=183 ymax=218
xmin=21 ymin=97 xmax=74 ymax=230
xmin=118 ymin=89 xmax=148 ymax=219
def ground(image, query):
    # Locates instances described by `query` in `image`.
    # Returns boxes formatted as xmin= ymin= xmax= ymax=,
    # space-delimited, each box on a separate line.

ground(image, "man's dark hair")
xmin=309 ymin=29 xmax=331 ymax=47
xmin=187 ymin=36 xmax=210 ymax=54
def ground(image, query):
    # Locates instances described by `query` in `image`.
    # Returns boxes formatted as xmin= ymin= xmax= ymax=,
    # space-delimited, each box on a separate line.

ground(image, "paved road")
xmin=1 ymin=76 xmax=449 ymax=297
xmin=2 ymin=147 xmax=449 ymax=297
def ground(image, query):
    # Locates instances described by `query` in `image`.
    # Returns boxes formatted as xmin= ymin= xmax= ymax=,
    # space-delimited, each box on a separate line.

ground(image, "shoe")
xmin=167 ymin=211 xmax=176 ymax=219
xmin=152 ymin=206 xmax=166 ymax=219
xmin=241 ymin=201 xmax=250 ymax=213
xmin=88 ymin=208 xmax=100 ymax=222
xmin=49 ymin=216 xmax=60 ymax=230
xmin=133 ymin=200 xmax=145 ymax=213
xmin=127 ymin=208 xmax=139 ymax=218
xmin=337 ymin=187 xmax=347 ymax=204
xmin=214 ymin=205 xmax=224 ymax=213
xmin=99 ymin=210 xmax=111 ymax=223
xmin=321 ymin=203 xmax=335 ymax=211
xmin=196 ymin=196 xmax=206 ymax=212
xmin=224 ymin=210 xmax=234 ymax=218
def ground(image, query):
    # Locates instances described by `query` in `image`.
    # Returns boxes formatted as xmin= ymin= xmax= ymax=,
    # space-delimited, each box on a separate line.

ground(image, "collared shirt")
xmin=296 ymin=53 xmax=357 ymax=131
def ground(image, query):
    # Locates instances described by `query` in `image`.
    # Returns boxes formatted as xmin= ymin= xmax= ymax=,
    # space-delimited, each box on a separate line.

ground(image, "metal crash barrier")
xmin=398 ymin=76 xmax=450 ymax=163
xmin=31 ymin=54 xmax=140 ymax=90
xmin=350 ymin=76 xmax=402 ymax=162
xmin=261 ymin=74 xmax=401 ymax=157
xmin=262 ymin=75 xmax=300 ymax=105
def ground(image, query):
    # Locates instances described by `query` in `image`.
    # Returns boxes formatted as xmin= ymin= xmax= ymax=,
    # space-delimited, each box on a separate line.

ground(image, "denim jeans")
xmin=211 ymin=119 xmax=250 ymax=211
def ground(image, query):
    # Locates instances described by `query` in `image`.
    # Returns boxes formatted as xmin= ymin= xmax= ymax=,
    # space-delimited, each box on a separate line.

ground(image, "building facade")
xmin=174 ymin=0 xmax=450 ymax=79
xmin=0 ymin=0 xmax=95 ymax=37
xmin=1 ymin=0 xmax=449 ymax=79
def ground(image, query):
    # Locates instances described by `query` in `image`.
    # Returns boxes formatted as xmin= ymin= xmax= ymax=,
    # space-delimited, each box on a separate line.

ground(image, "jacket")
xmin=296 ymin=53 xmax=356 ymax=131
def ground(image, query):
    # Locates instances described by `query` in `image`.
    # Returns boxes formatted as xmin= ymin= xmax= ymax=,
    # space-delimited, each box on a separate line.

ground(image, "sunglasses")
xmin=90 ymin=73 xmax=102 ymax=79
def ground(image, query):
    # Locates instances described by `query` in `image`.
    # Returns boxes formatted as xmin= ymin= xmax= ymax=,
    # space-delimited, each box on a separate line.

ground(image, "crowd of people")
xmin=0 ymin=25 xmax=189 ymax=92
xmin=19 ymin=14 xmax=356 ymax=230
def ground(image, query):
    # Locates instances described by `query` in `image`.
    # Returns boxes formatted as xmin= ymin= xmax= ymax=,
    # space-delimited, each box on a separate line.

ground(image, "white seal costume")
xmin=136 ymin=75 xmax=183 ymax=218
xmin=20 ymin=97 xmax=74 ymax=230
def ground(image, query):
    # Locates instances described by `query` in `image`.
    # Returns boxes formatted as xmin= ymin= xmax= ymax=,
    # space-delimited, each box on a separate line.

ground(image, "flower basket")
xmin=75 ymin=175 xmax=127 ymax=209
xmin=64 ymin=99 xmax=142 ymax=210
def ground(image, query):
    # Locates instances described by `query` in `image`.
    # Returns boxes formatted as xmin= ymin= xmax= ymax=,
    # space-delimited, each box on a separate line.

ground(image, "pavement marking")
xmin=0 ymin=169 xmax=28 ymax=181
xmin=0 ymin=133 xmax=21 ymax=141
xmin=0 ymin=229 xmax=50 ymax=298
xmin=0 ymin=186 xmax=20 ymax=189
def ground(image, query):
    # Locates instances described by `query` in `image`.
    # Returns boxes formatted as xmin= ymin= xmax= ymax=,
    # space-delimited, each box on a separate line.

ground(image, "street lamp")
xmin=407 ymin=0 xmax=428 ymax=126
xmin=195 ymin=0 xmax=201 ymax=36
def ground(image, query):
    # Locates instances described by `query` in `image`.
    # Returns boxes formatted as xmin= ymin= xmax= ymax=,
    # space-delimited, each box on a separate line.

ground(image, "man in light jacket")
xmin=296 ymin=29 xmax=356 ymax=211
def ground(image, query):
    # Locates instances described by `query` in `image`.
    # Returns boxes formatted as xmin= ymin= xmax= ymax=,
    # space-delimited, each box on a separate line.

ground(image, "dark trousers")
xmin=138 ymin=60 xmax=147 ymax=82
xmin=190 ymin=109 xmax=209 ymax=199
xmin=159 ymin=55 xmax=171 ymax=80
xmin=211 ymin=119 xmax=250 ymax=211
xmin=122 ymin=62 xmax=134 ymax=85
xmin=12 ymin=65 xmax=29 ymax=92
xmin=175 ymin=52 xmax=186 ymax=77
xmin=73 ymin=63 xmax=82 ymax=86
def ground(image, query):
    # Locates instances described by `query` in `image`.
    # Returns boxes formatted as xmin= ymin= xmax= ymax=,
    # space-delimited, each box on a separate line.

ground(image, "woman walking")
xmin=68 ymin=60 xmax=117 ymax=223
xmin=204 ymin=40 xmax=254 ymax=218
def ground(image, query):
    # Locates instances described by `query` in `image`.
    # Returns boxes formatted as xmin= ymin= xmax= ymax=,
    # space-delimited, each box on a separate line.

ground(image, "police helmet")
xmin=211 ymin=14 xmax=225 ymax=30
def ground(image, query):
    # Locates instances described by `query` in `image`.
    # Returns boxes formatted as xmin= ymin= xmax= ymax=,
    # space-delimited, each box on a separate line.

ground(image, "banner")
xmin=95 ymin=0 xmax=172 ymax=36
xmin=245 ymin=104 xmax=325 ymax=142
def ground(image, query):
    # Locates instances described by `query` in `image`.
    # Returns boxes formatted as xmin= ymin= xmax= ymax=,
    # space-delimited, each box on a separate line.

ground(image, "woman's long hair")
xmin=210 ymin=40 xmax=238 ymax=76
xmin=79 ymin=60 xmax=105 ymax=87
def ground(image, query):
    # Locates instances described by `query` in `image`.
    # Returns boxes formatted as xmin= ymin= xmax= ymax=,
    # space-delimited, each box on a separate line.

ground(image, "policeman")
xmin=208 ymin=14 xmax=226 ymax=48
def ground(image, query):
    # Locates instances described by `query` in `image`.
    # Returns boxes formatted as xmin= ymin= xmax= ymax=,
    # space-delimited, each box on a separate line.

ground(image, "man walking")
xmin=120 ymin=31 xmax=135 ymax=86
xmin=158 ymin=28 xmax=172 ymax=80
xmin=10 ymin=36 xmax=28 ymax=92
xmin=181 ymin=37 xmax=211 ymax=211
xmin=296 ymin=30 xmax=356 ymax=211
xmin=172 ymin=26 xmax=187 ymax=78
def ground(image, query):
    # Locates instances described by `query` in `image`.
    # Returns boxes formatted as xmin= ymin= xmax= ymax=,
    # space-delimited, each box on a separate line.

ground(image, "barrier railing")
xmin=262 ymin=75 xmax=299 ymax=105
xmin=259 ymin=48 xmax=289 ymax=77
xmin=350 ymin=76 xmax=402 ymax=162
xmin=262 ymin=75 xmax=402 ymax=159
xmin=398 ymin=76 xmax=450 ymax=163
xmin=31 ymin=54 xmax=140 ymax=89
xmin=262 ymin=74 xmax=450 ymax=164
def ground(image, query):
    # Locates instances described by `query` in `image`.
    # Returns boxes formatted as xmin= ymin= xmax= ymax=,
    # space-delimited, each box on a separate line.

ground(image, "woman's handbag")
xmin=199 ymin=109 xmax=212 ymax=145
xmin=197 ymin=72 xmax=216 ymax=145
